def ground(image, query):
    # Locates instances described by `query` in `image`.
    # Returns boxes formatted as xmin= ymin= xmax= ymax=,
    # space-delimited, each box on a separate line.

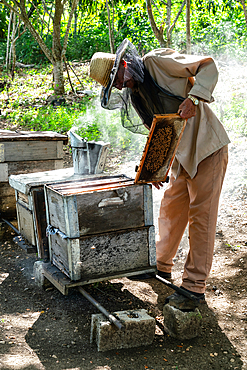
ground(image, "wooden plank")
xmin=49 ymin=233 xmax=70 ymax=278
xmin=48 ymin=175 xmax=133 ymax=194
xmin=0 ymin=130 xmax=68 ymax=143
xmin=16 ymin=202 xmax=36 ymax=245
xmin=3 ymin=141 xmax=64 ymax=162
xmin=64 ymin=195 xmax=80 ymax=238
xmin=7 ymin=159 xmax=64 ymax=177
xmin=0 ymin=183 xmax=16 ymax=218
xmin=0 ymin=163 xmax=8 ymax=182
xmin=148 ymin=225 xmax=156 ymax=266
xmin=135 ymin=114 xmax=186 ymax=184
xmin=79 ymin=227 xmax=151 ymax=279
xmin=43 ymin=262 xmax=72 ymax=295
xmin=43 ymin=261 xmax=156 ymax=295
xmin=55 ymin=160 xmax=63 ymax=170
xmin=9 ymin=167 xmax=74 ymax=195
xmin=76 ymin=185 xmax=147 ymax=236
xmin=143 ymin=184 xmax=153 ymax=226
xmin=57 ymin=141 xmax=64 ymax=159
xmin=0 ymin=143 xmax=4 ymax=162
xmin=50 ymin=226 xmax=155 ymax=281
xmin=45 ymin=187 xmax=72 ymax=235
xmin=16 ymin=191 xmax=29 ymax=206
xmin=32 ymin=189 xmax=50 ymax=260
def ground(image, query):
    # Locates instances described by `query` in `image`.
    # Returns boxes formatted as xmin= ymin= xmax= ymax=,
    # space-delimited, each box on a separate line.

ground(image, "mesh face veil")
xmin=100 ymin=39 xmax=149 ymax=135
xmin=99 ymin=39 xmax=184 ymax=135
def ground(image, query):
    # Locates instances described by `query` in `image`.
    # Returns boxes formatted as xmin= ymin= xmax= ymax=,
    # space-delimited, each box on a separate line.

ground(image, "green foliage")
xmin=7 ymin=102 xmax=88 ymax=134
xmin=0 ymin=0 xmax=246 ymax=66
xmin=15 ymin=31 xmax=52 ymax=65
xmin=114 ymin=3 xmax=159 ymax=54
xmin=76 ymin=121 xmax=101 ymax=141
xmin=0 ymin=40 xmax=6 ymax=63
xmin=0 ymin=4 xmax=8 ymax=40
xmin=66 ymin=22 xmax=110 ymax=60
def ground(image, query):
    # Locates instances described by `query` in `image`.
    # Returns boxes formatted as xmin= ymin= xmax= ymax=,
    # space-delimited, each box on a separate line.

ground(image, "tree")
xmin=186 ymin=0 xmax=191 ymax=53
xmin=145 ymin=0 xmax=186 ymax=47
xmin=239 ymin=0 xmax=247 ymax=26
xmin=0 ymin=0 xmax=79 ymax=95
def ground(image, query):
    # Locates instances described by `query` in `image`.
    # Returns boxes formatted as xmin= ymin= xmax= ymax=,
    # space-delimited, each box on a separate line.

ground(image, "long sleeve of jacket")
xmin=142 ymin=48 xmax=230 ymax=178
xmin=143 ymin=48 xmax=218 ymax=103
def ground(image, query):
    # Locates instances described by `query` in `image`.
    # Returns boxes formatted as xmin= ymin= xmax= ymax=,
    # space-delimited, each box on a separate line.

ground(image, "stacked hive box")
xmin=45 ymin=175 xmax=156 ymax=282
xmin=0 ymin=130 xmax=68 ymax=218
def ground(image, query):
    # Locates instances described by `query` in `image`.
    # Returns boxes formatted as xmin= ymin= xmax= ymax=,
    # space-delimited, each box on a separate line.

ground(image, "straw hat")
xmin=90 ymin=39 xmax=130 ymax=108
xmin=89 ymin=52 xmax=115 ymax=88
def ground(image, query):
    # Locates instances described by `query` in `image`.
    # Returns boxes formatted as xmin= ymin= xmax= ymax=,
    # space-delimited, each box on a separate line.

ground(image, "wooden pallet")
xmin=42 ymin=262 xmax=156 ymax=295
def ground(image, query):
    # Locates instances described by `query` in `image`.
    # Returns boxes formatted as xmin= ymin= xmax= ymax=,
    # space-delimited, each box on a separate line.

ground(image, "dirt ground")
xmin=0 ymin=133 xmax=247 ymax=370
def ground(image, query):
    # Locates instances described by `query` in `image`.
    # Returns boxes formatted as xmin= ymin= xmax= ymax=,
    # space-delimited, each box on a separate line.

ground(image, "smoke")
xmin=212 ymin=58 xmax=247 ymax=137
xmin=73 ymin=96 xmax=147 ymax=162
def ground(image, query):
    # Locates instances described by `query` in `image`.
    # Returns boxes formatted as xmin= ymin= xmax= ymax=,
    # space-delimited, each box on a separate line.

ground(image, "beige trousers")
xmin=156 ymin=145 xmax=228 ymax=294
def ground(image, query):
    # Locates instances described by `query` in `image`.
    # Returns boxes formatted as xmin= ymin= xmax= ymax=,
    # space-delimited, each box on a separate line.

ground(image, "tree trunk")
xmin=1 ymin=0 xmax=79 ymax=95
xmin=10 ymin=12 xmax=17 ymax=79
xmin=166 ymin=0 xmax=171 ymax=47
xmin=74 ymin=8 xmax=78 ymax=37
xmin=9 ymin=11 xmax=17 ymax=75
xmin=186 ymin=0 xmax=191 ymax=54
xmin=6 ymin=10 xmax=12 ymax=71
xmin=53 ymin=59 xmax=65 ymax=95
xmin=106 ymin=0 xmax=114 ymax=53
xmin=168 ymin=0 xmax=186 ymax=48
xmin=240 ymin=0 xmax=247 ymax=27
xmin=53 ymin=0 xmax=64 ymax=95
xmin=146 ymin=0 xmax=166 ymax=47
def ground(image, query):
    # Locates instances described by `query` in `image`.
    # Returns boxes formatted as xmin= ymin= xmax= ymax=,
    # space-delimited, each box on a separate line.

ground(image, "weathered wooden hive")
xmin=9 ymin=167 xmax=75 ymax=257
xmin=44 ymin=175 xmax=156 ymax=282
xmin=0 ymin=130 xmax=68 ymax=218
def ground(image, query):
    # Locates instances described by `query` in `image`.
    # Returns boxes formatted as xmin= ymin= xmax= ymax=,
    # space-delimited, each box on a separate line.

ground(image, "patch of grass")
xmin=7 ymin=101 xmax=90 ymax=134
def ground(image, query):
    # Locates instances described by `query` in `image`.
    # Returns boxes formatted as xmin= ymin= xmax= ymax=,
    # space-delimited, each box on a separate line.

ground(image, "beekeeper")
xmin=89 ymin=39 xmax=230 ymax=310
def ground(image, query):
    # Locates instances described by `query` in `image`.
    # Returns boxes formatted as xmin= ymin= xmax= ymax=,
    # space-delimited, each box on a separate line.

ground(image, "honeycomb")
xmin=145 ymin=126 xmax=173 ymax=173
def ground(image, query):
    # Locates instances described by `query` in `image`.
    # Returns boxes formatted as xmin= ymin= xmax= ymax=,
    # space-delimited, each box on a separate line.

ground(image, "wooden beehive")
xmin=0 ymin=130 xmax=68 ymax=218
xmin=9 ymin=167 xmax=75 ymax=258
xmin=45 ymin=175 xmax=156 ymax=281
xmin=135 ymin=114 xmax=186 ymax=184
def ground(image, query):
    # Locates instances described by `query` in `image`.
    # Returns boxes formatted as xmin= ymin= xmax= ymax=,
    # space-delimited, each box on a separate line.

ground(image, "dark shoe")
xmin=165 ymin=288 xmax=205 ymax=311
xmin=157 ymin=270 xmax=172 ymax=279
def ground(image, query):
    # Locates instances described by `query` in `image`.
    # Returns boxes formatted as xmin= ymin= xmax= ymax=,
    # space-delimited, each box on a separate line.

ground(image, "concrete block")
xmin=163 ymin=304 xmax=202 ymax=340
xmin=90 ymin=309 xmax=155 ymax=352
xmin=33 ymin=261 xmax=50 ymax=288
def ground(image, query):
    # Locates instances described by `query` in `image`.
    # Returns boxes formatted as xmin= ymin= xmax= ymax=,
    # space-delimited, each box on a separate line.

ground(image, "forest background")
xmin=0 ymin=0 xmax=247 ymax=154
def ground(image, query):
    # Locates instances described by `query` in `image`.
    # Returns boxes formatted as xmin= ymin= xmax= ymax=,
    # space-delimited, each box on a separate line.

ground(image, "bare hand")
xmin=152 ymin=182 xmax=164 ymax=190
xmin=178 ymin=98 xmax=197 ymax=119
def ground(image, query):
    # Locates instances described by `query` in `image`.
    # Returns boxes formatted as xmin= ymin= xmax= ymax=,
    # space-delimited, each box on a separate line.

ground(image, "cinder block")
xmin=33 ymin=261 xmax=50 ymax=288
xmin=163 ymin=304 xmax=202 ymax=340
xmin=90 ymin=309 xmax=155 ymax=352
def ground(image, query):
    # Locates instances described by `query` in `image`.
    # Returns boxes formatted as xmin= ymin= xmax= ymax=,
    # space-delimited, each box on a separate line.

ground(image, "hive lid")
xmin=0 ymin=130 xmax=68 ymax=144
xmin=135 ymin=114 xmax=186 ymax=184
xmin=46 ymin=174 xmax=134 ymax=196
